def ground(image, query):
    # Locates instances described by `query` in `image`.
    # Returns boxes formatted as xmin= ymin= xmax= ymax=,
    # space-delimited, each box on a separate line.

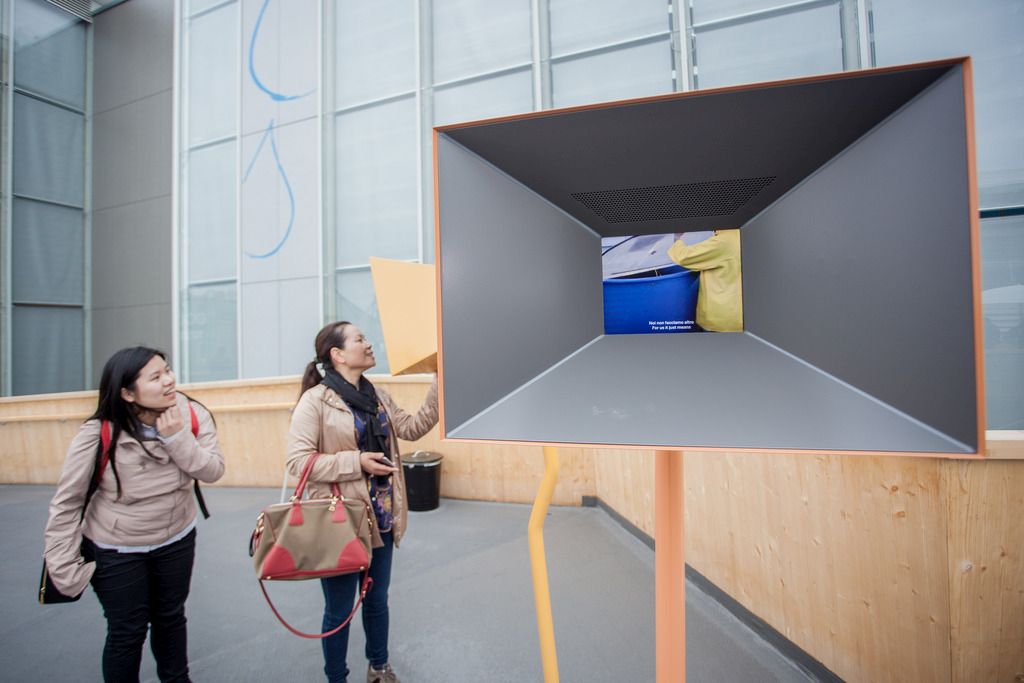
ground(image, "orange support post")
xmin=655 ymin=449 xmax=686 ymax=682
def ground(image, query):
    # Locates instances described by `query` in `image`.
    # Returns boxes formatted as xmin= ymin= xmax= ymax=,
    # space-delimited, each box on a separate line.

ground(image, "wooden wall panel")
xmin=207 ymin=406 xmax=293 ymax=487
xmin=0 ymin=391 xmax=95 ymax=420
xmin=592 ymin=448 xmax=655 ymax=536
xmin=180 ymin=376 xmax=303 ymax=407
xmin=944 ymin=459 xmax=1024 ymax=683
xmin=683 ymin=451 xmax=953 ymax=683
xmin=0 ymin=376 xmax=596 ymax=505
xmin=0 ymin=390 xmax=99 ymax=483
xmin=0 ymin=419 xmax=86 ymax=484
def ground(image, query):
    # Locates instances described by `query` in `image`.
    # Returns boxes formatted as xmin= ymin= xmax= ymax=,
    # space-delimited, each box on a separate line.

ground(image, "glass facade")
xmin=981 ymin=214 xmax=1024 ymax=430
xmin=182 ymin=1 xmax=239 ymax=381
xmin=691 ymin=3 xmax=845 ymax=89
xmin=0 ymin=0 xmax=1017 ymax=431
xmin=167 ymin=0 xmax=1020 ymax=430
xmin=1 ymin=0 xmax=89 ymax=395
xmin=870 ymin=0 xmax=1024 ymax=208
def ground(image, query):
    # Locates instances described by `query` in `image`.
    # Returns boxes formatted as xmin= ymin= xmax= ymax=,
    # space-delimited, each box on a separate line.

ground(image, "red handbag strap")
xmin=259 ymin=572 xmax=373 ymax=639
xmin=292 ymin=452 xmax=321 ymax=499
xmin=286 ymin=454 xmax=348 ymax=525
xmin=292 ymin=453 xmax=344 ymax=498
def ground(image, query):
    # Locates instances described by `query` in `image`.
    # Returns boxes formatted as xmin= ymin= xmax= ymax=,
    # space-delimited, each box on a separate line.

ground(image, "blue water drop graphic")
xmin=248 ymin=0 xmax=316 ymax=102
xmin=242 ymin=120 xmax=295 ymax=260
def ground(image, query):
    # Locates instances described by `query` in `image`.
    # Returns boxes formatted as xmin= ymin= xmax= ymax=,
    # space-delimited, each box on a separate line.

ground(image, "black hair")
xmin=299 ymin=321 xmax=352 ymax=400
xmin=89 ymin=346 xmax=170 ymax=498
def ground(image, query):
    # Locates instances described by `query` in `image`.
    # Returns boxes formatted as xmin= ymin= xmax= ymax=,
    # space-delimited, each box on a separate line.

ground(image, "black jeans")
xmin=84 ymin=528 xmax=196 ymax=683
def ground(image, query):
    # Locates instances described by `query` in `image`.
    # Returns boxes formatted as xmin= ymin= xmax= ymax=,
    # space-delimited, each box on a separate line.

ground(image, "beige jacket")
xmin=287 ymin=379 xmax=439 ymax=548
xmin=44 ymin=394 xmax=225 ymax=596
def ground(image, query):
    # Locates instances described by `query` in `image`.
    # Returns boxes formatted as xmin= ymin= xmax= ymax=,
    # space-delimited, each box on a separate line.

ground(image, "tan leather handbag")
xmin=249 ymin=452 xmax=373 ymax=638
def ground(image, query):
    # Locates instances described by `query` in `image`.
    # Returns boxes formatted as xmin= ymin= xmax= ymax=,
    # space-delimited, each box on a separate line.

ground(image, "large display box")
xmin=433 ymin=58 xmax=983 ymax=456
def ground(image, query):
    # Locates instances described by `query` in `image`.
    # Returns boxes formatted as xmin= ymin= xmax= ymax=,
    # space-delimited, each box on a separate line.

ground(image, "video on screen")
xmin=601 ymin=229 xmax=743 ymax=335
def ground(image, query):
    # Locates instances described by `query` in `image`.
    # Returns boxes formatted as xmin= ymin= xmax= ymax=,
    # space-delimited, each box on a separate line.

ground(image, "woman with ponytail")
xmin=43 ymin=346 xmax=224 ymax=682
xmin=288 ymin=321 xmax=438 ymax=683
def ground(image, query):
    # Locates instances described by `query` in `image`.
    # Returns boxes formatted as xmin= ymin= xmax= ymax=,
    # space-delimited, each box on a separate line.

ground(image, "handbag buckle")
xmin=328 ymin=496 xmax=339 ymax=512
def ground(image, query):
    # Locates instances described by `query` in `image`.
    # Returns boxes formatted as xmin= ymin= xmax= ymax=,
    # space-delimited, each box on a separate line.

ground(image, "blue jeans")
xmin=84 ymin=529 xmax=196 ymax=683
xmin=320 ymin=532 xmax=394 ymax=683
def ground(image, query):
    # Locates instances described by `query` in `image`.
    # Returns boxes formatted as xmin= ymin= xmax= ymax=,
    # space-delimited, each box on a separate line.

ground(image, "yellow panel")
xmin=370 ymin=257 xmax=438 ymax=376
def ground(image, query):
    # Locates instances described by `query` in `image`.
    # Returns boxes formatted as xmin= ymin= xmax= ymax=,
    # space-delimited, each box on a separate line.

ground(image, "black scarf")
xmin=321 ymin=367 xmax=389 ymax=458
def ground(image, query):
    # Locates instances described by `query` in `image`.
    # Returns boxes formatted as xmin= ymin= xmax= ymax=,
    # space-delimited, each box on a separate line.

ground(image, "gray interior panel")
xmin=438 ymin=135 xmax=603 ymax=430
xmin=742 ymin=67 xmax=976 ymax=449
xmin=442 ymin=64 xmax=951 ymax=236
xmin=449 ymin=333 xmax=972 ymax=453
xmin=435 ymin=60 xmax=979 ymax=454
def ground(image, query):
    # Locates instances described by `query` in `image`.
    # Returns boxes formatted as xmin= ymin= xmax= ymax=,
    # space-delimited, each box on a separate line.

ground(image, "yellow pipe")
xmin=528 ymin=446 xmax=561 ymax=682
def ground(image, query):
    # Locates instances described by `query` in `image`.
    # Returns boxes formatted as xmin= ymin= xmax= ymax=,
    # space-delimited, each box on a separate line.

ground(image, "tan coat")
xmin=287 ymin=379 xmax=439 ymax=548
xmin=43 ymin=394 xmax=225 ymax=596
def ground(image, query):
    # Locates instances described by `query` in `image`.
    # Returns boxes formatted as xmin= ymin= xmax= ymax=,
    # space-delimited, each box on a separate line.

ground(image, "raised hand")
xmin=156 ymin=406 xmax=185 ymax=438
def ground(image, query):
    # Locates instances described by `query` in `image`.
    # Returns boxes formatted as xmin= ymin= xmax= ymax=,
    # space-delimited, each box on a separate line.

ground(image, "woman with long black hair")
xmin=43 ymin=346 xmax=224 ymax=682
xmin=288 ymin=321 xmax=438 ymax=683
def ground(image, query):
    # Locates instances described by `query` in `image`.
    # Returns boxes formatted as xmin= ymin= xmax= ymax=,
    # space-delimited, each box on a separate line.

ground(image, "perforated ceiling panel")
xmin=442 ymin=62 xmax=952 ymax=236
xmin=571 ymin=176 xmax=775 ymax=223
xmin=46 ymin=0 xmax=91 ymax=22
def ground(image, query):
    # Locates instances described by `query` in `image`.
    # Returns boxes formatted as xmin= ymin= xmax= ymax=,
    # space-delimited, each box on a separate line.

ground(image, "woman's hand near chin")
xmin=156 ymin=406 xmax=185 ymax=437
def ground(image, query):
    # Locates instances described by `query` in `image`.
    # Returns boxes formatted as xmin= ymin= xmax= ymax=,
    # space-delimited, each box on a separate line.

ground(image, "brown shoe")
xmin=367 ymin=663 xmax=400 ymax=683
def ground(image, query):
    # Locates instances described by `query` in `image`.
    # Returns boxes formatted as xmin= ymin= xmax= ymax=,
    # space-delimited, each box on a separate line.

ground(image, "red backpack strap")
xmin=79 ymin=421 xmax=113 ymax=520
xmin=96 ymin=420 xmax=113 ymax=484
xmin=186 ymin=402 xmax=211 ymax=519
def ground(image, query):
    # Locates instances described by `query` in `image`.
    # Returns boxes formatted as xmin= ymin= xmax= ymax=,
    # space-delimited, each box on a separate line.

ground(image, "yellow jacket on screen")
xmin=667 ymin=229 xmax=743 ymax=332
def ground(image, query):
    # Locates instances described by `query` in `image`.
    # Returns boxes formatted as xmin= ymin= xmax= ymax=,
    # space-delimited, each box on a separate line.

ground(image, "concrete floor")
xmin=2 ymin=486 xmax=819 ymax=682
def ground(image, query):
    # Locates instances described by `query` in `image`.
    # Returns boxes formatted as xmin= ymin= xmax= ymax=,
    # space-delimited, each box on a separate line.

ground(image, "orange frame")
xmin=432 ymin=57 xmax=984 ymax=461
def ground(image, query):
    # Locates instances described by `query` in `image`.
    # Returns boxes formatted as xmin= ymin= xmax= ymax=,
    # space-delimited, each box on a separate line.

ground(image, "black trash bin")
xmin=401 ymin=450 xmax=443 ymax=511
